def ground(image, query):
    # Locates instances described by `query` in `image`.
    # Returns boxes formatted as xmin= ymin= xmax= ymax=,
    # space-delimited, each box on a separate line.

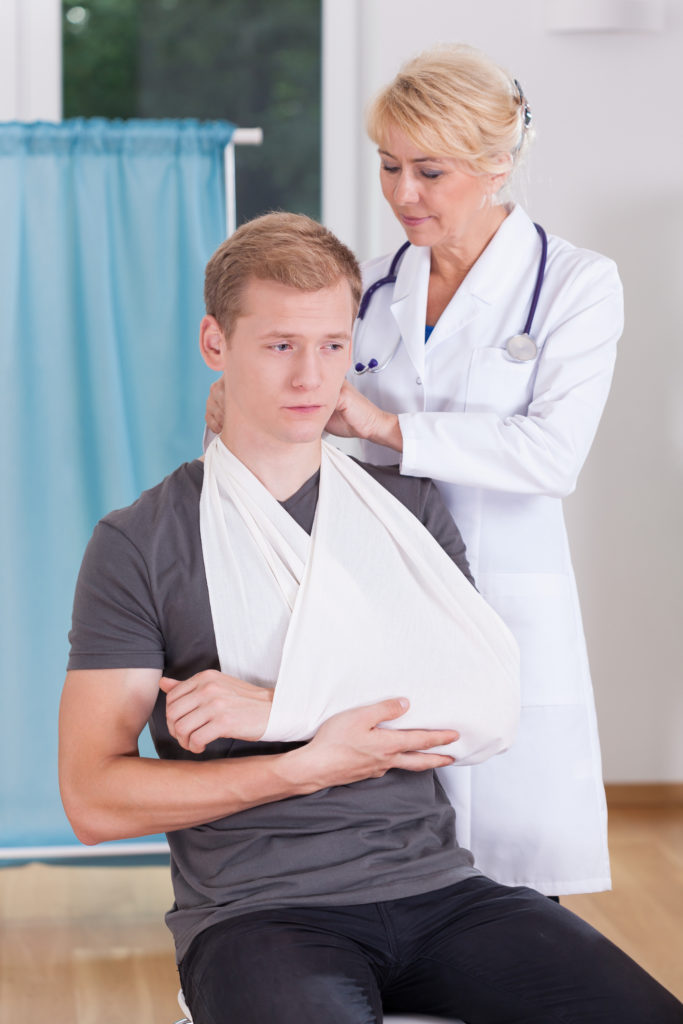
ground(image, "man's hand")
xmin=160 ymin=671 xmax=273 ymax=753
xmin=326 ymin=381 xmax=403 ymax=452
xmin=284 ymin=698 xmax=459 ymax=791
xmin=205 ymin=377 xmax=225 ymax=436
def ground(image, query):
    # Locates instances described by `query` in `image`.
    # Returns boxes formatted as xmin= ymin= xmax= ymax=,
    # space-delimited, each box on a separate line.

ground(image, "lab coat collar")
xmin=462 ymin=205 xmax=541 ymax=309
xmin=390 ymin=205 xmax=542 ymax=357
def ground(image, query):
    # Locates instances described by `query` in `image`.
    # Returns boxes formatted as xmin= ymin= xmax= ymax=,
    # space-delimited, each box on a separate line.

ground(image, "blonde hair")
xmin=366 ymin=44 xmax=532 ymax=179
xmin=204 ymin=212 xmax=362 ymax=338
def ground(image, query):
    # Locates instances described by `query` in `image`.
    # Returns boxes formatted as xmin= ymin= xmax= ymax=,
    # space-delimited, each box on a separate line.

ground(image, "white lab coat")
xmin=351 ymin=204 xmax=624 ymax=894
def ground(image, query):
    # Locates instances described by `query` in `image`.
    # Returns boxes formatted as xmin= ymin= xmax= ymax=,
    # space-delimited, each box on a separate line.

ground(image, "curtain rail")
xmin=224 ymin=127 xmax=263 ymax=236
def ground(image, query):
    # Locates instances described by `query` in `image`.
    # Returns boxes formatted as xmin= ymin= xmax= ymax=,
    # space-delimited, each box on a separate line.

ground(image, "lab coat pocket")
xmin=478 ymin=571 xmax=587 ymax=707
xmin=465 ymin=347 xmax=537 ymax=417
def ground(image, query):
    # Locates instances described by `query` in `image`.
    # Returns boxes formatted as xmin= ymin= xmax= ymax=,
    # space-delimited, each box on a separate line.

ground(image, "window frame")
xmin=0 ymin=0 xmax=62 ymax=121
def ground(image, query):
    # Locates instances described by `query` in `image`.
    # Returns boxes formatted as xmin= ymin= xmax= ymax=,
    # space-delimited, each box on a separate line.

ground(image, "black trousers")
xmin=179 ymin=876 xmax=682 ymax=1024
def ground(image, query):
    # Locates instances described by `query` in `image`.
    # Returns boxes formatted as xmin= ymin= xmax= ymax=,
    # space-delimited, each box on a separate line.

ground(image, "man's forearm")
xmin=59 ymin=667 xmax=321 ymax=845
xmin=64 ymin=747 xmax=319 ymax=846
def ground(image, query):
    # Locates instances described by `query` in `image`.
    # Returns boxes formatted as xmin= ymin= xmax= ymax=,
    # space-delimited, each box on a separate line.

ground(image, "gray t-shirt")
xmin=68 ymin=458 xmax=479 ymax=962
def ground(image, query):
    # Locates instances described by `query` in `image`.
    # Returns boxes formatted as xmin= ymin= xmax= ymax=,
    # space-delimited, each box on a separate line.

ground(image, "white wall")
xmin=323 ymin=0 xmax=683 ymax=782
xmin=0 ymin=0 xmax=61 ymax=121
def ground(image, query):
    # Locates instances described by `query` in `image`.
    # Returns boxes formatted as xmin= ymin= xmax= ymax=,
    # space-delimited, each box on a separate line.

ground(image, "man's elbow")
xmin=71 ymin=821 xmax=105 ymax=847
xmin=60 ymin=783 xmax=119 ymax=847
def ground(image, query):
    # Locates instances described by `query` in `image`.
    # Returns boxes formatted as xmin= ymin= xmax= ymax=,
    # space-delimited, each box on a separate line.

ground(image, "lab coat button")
xmin=416 ymin=376 xmax=422 ymax=385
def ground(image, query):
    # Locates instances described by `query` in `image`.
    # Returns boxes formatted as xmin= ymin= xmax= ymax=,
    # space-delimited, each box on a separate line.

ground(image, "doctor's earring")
xmin=480 ymin=189 xmax=496 ymax=210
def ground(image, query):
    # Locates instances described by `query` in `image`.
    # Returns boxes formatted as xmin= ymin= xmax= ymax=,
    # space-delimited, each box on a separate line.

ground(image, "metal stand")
xmin=224 ymin=127 xmax=264 ymax=236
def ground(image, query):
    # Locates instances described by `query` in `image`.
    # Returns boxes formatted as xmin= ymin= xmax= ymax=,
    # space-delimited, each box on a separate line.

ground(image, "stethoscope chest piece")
xmin=506 ymin=333 xmax=538 ymax=362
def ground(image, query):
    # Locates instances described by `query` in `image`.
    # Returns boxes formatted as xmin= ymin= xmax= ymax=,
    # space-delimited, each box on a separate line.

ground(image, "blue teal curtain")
xmin=0 ymin=119 xmax=235 ymax=859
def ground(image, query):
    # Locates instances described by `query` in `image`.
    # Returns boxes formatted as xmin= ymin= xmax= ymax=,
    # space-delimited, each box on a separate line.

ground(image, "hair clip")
xmin=513 ymin=79 xmax=532 ymax=130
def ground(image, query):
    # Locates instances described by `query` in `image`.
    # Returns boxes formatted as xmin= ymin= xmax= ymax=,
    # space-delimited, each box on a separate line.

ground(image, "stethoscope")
xmin=353 ymin=223 xmax=548 ymax=374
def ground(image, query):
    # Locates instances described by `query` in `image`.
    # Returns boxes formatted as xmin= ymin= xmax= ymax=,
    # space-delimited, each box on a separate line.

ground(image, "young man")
xmin=60 ymin=213 xmax=681 ymax=1024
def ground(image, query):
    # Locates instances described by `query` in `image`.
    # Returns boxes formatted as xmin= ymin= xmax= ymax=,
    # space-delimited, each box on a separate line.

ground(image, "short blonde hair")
xmin=205 ymin=212 xmax=362 ymax=338
xmin=366 ymin=44 xmax=532 ymax=178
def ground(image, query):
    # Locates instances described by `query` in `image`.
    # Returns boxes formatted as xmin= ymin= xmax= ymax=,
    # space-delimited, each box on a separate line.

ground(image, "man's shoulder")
xmin=100 ymin=459 xmax=204 ymax=541
xmin=351 ymin=458 xmax=432 ymax=514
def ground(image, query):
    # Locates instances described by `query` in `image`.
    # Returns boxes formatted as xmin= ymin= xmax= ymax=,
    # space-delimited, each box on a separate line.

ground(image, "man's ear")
xmin=199 ymin=315 xmax=228 ymax=371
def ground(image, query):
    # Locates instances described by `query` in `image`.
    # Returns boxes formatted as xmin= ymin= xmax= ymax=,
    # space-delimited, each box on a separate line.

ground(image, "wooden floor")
xmin=562 ymin=803 xmax=683 ymax=1000
xmin=1 ymin=805 xmax=681 ymax=1022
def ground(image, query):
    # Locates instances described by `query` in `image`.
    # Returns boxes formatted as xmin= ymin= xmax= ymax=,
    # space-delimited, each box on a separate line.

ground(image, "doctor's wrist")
xmin=370 ymin=412 xmax=403 ymax=453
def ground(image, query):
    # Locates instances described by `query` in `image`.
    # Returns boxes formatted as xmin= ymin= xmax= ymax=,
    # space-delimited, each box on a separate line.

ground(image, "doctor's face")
xmin=378 ymin=127 xmax=499 ymax=251
xmin=210 ymin=277 xmax=353 ymax=453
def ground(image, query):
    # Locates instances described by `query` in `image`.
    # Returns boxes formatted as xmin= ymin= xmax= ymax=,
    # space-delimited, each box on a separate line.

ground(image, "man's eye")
xmin=272 ymin=343 xmax=291 ymax=352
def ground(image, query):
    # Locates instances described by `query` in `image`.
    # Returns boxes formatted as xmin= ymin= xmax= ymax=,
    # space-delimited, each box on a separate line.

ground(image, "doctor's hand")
xmin=205 ymin=377 xmax=225 ymax=436
xmin=287 ymin=698 xmax=458 ymax=791
xmin=160 ymin=671 xmax=273 ymax=753
xmin=326 ymin=381 xmax=403 ymax=453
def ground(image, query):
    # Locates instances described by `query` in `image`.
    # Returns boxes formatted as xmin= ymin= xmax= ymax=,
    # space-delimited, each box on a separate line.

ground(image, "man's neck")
xmin=219 ymin=430 xmax=322 ymax=501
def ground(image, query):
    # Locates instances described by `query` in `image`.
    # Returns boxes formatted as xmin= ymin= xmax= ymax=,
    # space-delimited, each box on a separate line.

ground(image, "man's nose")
xmin=291 ymin=349 xmax=322 ymax=389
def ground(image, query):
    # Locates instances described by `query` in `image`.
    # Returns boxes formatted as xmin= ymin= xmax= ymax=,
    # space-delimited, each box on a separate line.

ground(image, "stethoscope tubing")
xmin=522 ymin=223 xmax=547 ymax=337
xmin=353 ymin=224 xmax=547 ymax=375
xmin=356 ymin=241 xmax=411 ymax=322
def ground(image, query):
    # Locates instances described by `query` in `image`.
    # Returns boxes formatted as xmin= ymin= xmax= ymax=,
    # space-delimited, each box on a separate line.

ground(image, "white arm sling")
xmin=200 ymin=437 xmax=519 ymax=762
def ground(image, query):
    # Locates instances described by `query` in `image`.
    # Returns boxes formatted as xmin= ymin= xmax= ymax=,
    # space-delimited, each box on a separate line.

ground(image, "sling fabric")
xmin=200 ymin=438 xmax=520 ymax=762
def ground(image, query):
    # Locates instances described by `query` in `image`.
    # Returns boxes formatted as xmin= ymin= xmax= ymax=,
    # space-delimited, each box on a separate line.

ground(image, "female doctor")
xmin=206 ymin=44 xmax=623 ymax=897
xmin=327 ymin=44 xmax=623 ymax=897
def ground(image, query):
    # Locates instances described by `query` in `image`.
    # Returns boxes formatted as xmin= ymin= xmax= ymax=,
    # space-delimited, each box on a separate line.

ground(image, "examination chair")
xmin=175 ymin=989 xmax=466 ymax=1023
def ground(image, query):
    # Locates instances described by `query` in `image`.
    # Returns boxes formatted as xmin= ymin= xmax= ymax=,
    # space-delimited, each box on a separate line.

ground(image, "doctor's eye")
xmin=381 ymin=163 xmax=400 ymax=174
xmin=420 ymin=169 xmax=443 ymax=180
